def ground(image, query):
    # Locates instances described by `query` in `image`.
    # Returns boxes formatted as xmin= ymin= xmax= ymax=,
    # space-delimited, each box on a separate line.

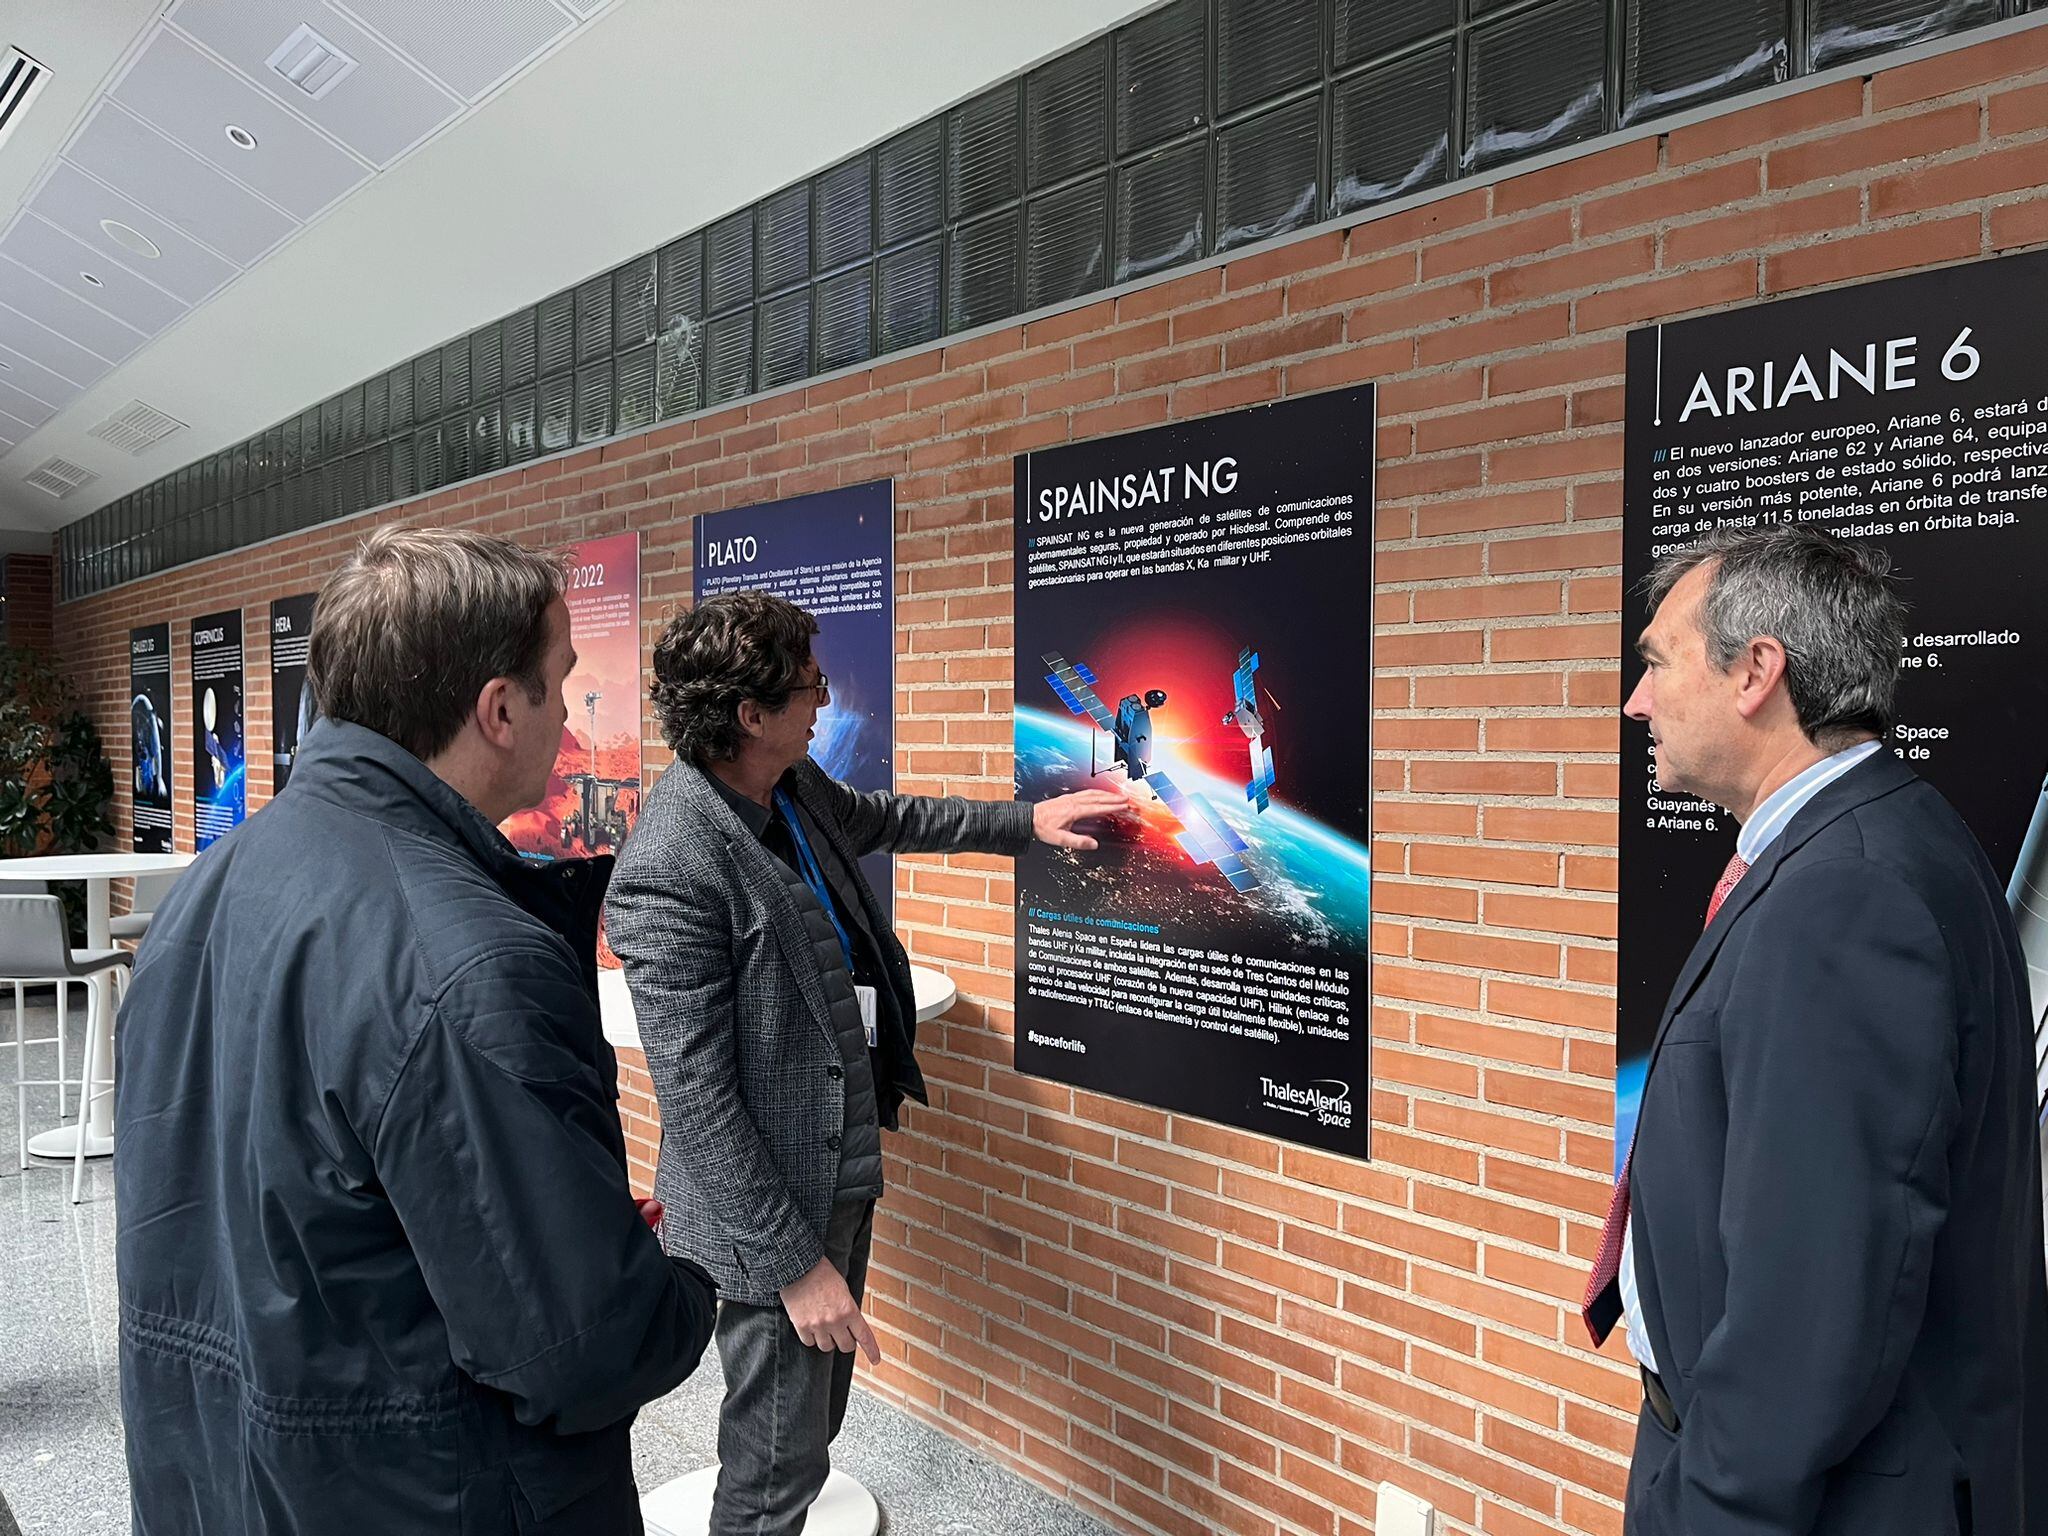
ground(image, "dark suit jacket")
xmin=1626 ymin=749 xmax=2048 ymax=1536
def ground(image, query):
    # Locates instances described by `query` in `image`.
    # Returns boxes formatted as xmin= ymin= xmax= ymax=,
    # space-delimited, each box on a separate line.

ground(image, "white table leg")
xmin=25 ymin=877 xmax=116 ymax=1161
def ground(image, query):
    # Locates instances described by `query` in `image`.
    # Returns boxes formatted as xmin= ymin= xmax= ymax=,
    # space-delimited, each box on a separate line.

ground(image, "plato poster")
xmin=692 ymin=480 xmax=895 ymax=910
xmin=1012 ymin=386 xmax=1375 ymax=1157
xmin=189 ymin=609 xmax=245 ymax=851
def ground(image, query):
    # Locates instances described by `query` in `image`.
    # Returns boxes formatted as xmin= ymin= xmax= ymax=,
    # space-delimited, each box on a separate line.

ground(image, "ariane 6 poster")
xmin=1012 ymin=385 xmax=1375 ymax=1157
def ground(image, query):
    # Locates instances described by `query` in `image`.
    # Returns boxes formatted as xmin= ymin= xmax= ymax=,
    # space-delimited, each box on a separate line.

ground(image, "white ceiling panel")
xmin=110 ymin=29 xmax=371 ymax=221
xmin=0 ymin=0 xmax=1160 ymax=532
xmin=66 ymin=103 xmax=298 ymax=266
xmin=338 ymin=0 xmax=574 ymax=100
xmin=168 ymin=0 xmax=461 ymax=167
xmin=0 ymin=344 xmax=88 ymax=412
xmin=0 ymin=215 xmax=189 ymax=337
xmin=0 ymin=304 xmax=113 ymax=391
xmin=0 ymin=381 xmax=56 ymax=429
xmin=0 ymin=257 xmax=148 ymax=363
xmin=28 ymin=163 xmax=240 ymax=306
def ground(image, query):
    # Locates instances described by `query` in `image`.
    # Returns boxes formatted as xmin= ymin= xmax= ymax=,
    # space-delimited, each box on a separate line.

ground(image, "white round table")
xmin=642 ymin=1468 xmax=877 ymax=1536
xmin=2 ymin=851 xmax=194 ymax=1158
xmin=610 ymin=960 xmax=953 ymax=1536
xmin=600 ymin=961 xmax=958 ymax=1050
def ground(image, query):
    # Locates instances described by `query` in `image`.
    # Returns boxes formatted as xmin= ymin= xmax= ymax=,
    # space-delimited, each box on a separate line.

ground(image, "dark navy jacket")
xmin=1625 ymin=750 xmax=2048 ymax=1536
xmin=115 ymin=720 xmax=716 ymax=1534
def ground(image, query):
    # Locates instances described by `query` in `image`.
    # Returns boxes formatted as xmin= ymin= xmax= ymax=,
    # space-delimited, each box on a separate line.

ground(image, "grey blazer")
xmin=605 ymin=756 xmax=1033 ymax=1304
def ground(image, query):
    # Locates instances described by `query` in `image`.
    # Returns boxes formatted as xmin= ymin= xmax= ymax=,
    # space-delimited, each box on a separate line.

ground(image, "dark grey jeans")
xmin=709 ymin=1198 xmax=875 ymax=1536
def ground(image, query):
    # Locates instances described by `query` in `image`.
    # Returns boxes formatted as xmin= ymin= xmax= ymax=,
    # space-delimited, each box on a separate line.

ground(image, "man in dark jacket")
xmin=115 ymin=527 xmax=717 ymax=1534
xmin=606 ymin=591 xmax=1123 ymax=1536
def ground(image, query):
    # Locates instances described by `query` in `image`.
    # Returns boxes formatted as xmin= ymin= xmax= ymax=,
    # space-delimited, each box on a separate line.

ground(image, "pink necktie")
xmin=1584 ymin=850 xmax=1751 ymax=1344
xmin=1704 ymin=851 xmax=1750 ymax=927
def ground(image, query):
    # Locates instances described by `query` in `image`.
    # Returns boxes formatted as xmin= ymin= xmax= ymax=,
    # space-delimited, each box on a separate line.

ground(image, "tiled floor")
xmin=0 ymin=991 xmax=1109 ymax=1536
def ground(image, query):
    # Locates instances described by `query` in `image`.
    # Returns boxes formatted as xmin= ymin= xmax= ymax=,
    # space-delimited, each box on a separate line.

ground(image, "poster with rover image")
xmin=1618 ymin=251 xmax=2048 ymax=1168
xmin=693 ymin=481 xmax=895 ymax=914
xmin=129 ymin=622 xmax=172 ymax=853
xmin=189 ymin=609 xmax=245 ymax=851
xmin=269 ymin=593 xmax=317 ymax=795
xmin=502 ymin=532 xmax=643 ymax=865
xmin=1012 ymin=386 xmax=1375 ymax=1157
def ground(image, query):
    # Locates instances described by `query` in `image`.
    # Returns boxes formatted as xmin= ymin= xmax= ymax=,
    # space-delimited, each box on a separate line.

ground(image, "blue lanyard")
xmin=773 ymin=788 xmax=856 ymax=976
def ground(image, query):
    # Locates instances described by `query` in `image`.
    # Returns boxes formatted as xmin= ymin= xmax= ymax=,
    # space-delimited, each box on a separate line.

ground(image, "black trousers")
xmin=709 ymin=1198 xmax=875 ymax=1536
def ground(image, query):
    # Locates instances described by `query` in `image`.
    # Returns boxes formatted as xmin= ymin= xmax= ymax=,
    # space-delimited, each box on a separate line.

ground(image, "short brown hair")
xmin=650 ymin=591 xmax=817 ymax=763
xmin=308 ymin=526 xmax=563 ymax=762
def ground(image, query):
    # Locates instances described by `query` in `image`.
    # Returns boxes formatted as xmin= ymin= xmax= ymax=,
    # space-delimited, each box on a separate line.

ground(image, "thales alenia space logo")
xmin=1259 ymin=1076 xmax=1352 ymax=1129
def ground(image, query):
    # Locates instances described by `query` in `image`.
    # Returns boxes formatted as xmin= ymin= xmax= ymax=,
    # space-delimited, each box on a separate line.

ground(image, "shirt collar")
xmin=1736 ymin=739 xmax=1883 ymax=863
xmin=703 ymin=763 xmax=775 ymax=837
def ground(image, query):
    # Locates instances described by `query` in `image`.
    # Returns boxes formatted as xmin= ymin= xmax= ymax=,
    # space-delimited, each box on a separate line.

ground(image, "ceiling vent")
xmin=23 ymin=456 xmax=97 ymax=499
xmin=0 ymin=47 xmax=51 ymax=151
xmin=265 ymin=24 xmax=358 ymax=100
xmin=87 ymin=400 xmax=188 ymax=456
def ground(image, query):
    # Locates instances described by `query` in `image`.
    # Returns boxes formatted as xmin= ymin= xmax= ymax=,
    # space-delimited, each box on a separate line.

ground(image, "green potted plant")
xmin=0 ymin=643 xmax=114 ymax=939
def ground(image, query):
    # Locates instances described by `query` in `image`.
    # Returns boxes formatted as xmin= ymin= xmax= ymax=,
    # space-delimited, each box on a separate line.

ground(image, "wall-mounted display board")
xmin=1012 ymin=386 xmax=1375 ymax=1157
xmin=129 ymin=622 xmax=172 ymax=854
xmin=269 ymin=593 xmax=317 ymax=795
xmin=189 ymin=610 xmax=246 ymax=851
xmin=693 ymin=481 xmax=896 ymax=911
xmin=503 ymin=532 xmax=644 ymax=865
xmin=1619 ymin=250 xmax=2048 ymax=1157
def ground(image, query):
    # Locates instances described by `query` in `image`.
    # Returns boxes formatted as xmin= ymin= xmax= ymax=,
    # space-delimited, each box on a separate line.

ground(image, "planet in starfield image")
xmin=1016 ymin=704 xmax=1372 ymax=952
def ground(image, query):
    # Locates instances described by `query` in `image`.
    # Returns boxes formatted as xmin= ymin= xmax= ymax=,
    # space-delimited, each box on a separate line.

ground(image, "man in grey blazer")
xmin=606 ymin=590 xmax=1122 ymax=1535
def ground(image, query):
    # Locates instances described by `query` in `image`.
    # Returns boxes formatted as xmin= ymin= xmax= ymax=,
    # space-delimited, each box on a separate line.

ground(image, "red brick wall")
xmin=51 ymin=26 xmax=2048 ymax=1535
xmin=3 ymin=552 xmax=53 ymax=651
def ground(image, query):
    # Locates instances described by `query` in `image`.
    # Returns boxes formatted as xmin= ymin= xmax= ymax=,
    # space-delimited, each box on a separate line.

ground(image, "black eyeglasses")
xmin=794 ymin=673 xmax=830 ymax=702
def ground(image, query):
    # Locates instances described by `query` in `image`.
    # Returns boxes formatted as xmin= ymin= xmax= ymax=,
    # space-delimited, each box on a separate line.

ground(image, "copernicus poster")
xmin=189 ymin=609 xmax=246 ymax=851
xmin=502 ymin=532 xmax=643 ymax=863
xmin=269 ymin=593 xmax=317 ymax=794
xmin=128 ymin=622 xmax=173 ymax=853
xmin=1012 ymin=386 xmax=1374 ymax=1157
xmin=1618 ymin=250 xmax=2048 ymax=1156
xmin=693 ymin=480 xmax=895 ymax=910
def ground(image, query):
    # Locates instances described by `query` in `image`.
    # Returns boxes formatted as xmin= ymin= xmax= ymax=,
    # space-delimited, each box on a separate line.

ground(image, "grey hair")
xmin=1644 ymin=525 xmax=1905 ymax=750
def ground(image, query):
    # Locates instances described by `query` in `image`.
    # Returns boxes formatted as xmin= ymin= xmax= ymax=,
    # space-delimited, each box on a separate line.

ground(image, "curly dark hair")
xmin=651 ymin=590 xmax=819 ymax=762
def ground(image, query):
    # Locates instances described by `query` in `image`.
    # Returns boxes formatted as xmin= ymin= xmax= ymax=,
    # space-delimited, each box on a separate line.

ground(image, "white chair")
xmin=0 ymin=894 xmax=131 ymax=1201
xmin=109 ymin=869 xmax=180 ymax=943
xmin=1 ymin=877 xmax=67 ymax=1135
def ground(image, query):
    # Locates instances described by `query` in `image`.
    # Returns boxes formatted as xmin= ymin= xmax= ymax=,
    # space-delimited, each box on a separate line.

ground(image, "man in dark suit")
xmin=605 ymin=590 xmax=1122 ymax=1536
xmin=1587 ymin=525 xmax=2048 ymax=1535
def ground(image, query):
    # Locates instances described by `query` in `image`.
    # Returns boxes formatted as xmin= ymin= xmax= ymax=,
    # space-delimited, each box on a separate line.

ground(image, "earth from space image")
xmin=1016 ymin=705 xmax=1373 ymax=954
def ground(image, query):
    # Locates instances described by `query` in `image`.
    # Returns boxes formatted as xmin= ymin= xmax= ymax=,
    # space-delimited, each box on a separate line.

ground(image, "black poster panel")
xmin=1012 ymin=385 xmax=1375 ymax=1157
xmin=1619 ymin=250 xmax=2048 ymax=1159
xmin=189 ymin=609 xmax=246 ymax=851
xmin=128 ymin=623 xmax=172 ymax=853
xmin=269 ymin=593 xmax=317 ymax=794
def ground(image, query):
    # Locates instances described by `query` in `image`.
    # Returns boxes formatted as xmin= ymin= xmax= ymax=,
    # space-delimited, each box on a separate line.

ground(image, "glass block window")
xmin=58 ymin=0 xmax=2029 ymax=596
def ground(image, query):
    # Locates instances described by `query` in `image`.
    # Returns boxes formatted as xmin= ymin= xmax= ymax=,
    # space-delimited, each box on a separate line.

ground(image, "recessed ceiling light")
xmin=225 ymin=124 xmax=257 ymax=150
xmin=80 ymin=271 xmax=104 ymax=288
xmin=99 ymin=218 xmax=160 ymax=260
